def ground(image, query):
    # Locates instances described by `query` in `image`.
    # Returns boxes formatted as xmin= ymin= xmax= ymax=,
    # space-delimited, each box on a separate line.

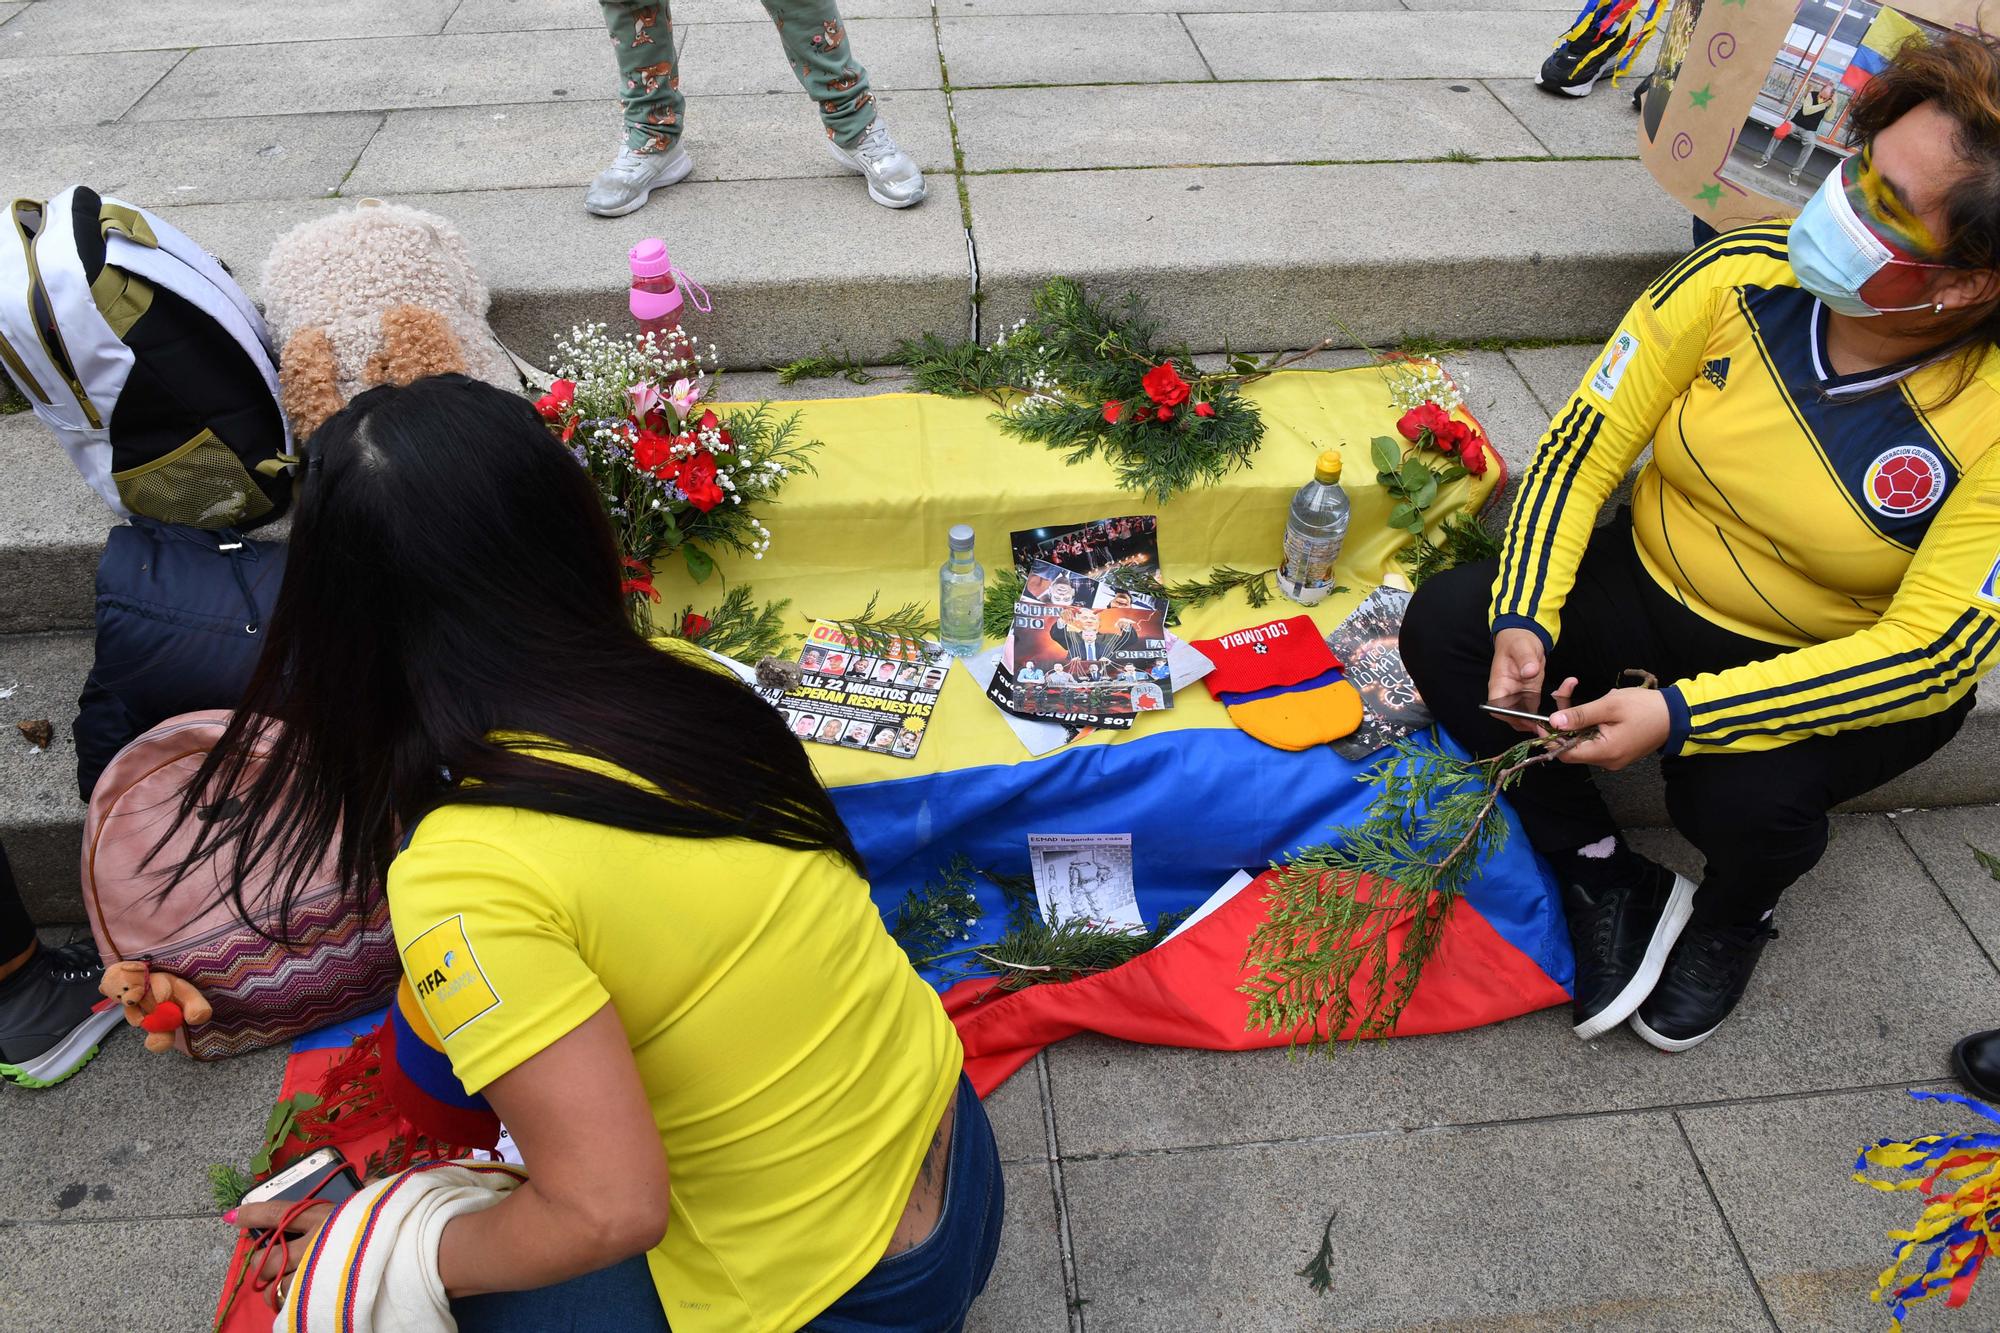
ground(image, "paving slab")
xmin=1680 ymin=1086 xmax=1994 ymax=1331
xmin=1040 ymin=815 xmax=2000 ymax=1156
xmin=1506 ymin=341 xmax=1600 ymax=417
xmin=0 ymin=48 xmax=185 ymax=126
xmin=6 ymin=113 xmax=381 ymax=207
xmin=161 ymin=179 xmax=970 ymax=369
xmin=349 ymin=91 xmax=953 ymax=195
xmin=680 ymin=19 xmax=942 ymax=95
xmin=0 ymin=0 xmax=453 ymax=55
xmin=964 ymin=1162 xmax=1072 ymax=1333
xmin=125 ymin=30 xmax=612 ymax=121
xmin=1061 ymin=1113 xmax=1768 ymax=1330
xmin=939 ymin=0 xmax=1399 ymax=11
xmin=0 ymin=4 xmax=24 ymax=31
xmin=982 ymin=1054 xmax=1050 ymax=1165
xmin=939 ymin=14 xmax=1210 ymax=88
xmin=448 ymin=0 xmax=938 ymax=29
xmin=0 ymin=1025 xmax=290 ymax=1223
xmin=1486 ymin=75 xmax=1648 ymax=158
xmin=0 ymin=1215 xmax=238 ymax=1331
xmin=1182 ymin=10 xmax=1562 ymax=82
xmin=1887 ymin=806 xmax=2000 ymax=965
xmin=952 ymin=78 xmax=1545 ymax=172
xmin=967 ymin=159 xmax=1689 ymax=353
xmin=0 ymin=414 xmax=116 ymax=634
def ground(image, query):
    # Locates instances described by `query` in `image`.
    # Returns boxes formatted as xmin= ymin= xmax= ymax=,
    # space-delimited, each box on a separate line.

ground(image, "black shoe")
xmin=1630 ymin=917 xmax=1777 ymax=1052
xmin=0 ymin=939 xmax=121 ymax=1088
xmin=1536 ymin=17 xmax=1633 ymax=98
xmin=1562 ymin=854 xmax=1697 ymax=1040
xmin=1951 ymin=1029 xmax=2000 ymax=1101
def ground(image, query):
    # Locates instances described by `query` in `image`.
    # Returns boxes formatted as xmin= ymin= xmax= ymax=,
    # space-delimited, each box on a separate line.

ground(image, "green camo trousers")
xmin=600 ymin=0 xmax=878 ymax=153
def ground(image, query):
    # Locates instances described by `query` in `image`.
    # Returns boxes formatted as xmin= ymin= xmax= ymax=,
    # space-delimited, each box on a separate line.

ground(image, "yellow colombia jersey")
xmin=388 ymin=753 xmax=962 ymax=1333
xmin=1492 ymin=225 xmax=2000 ymax=756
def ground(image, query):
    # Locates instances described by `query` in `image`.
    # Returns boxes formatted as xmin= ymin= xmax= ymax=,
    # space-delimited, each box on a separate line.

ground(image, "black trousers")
xmin=0 ymin=842 xmax=34 ymax=961
xmin=1400 ymin=512 xmax=1972 ymax=923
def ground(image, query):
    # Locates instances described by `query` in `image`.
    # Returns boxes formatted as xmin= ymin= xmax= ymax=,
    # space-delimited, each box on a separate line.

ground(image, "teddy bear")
xmin=100 ymin=960 xmax=215 ymax=1054
xmin=260 ymin=199 xmax=522 ymax=440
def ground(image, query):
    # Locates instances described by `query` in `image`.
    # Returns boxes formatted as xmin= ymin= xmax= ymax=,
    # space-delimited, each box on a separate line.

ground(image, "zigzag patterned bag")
xmin=82 ymin=711 xmax=398 ymax=1060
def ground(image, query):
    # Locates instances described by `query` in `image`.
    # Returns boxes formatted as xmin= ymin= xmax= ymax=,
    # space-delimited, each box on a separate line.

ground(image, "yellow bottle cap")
xmin=1314 ymin=450 xmax=1343 ymax=484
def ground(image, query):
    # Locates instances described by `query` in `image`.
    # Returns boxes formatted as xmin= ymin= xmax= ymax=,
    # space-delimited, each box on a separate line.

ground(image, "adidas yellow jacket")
xmin=1491 ymin=226 xmax=2000 ymax=756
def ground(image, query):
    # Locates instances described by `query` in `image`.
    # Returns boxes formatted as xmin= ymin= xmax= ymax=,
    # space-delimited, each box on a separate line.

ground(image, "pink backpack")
xmin=82 ymin=711 xmax=398 ymax=1060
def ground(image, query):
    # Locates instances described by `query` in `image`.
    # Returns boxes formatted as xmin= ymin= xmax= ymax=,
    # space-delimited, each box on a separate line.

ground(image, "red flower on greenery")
xmin=534 ymin=379 xmax=576 ymax=422
xmin=1142 ymin=363 xmax=1191 ymax=409
xmin=632 ymin=429 xmax=678 ymax=479
xmin=1396 ymin=403 xmax=1451 ymax=444
xmin=680 ymin=452 xmax=724 ymax=512
xmin=1194 ymin=401 xmax=1216 ymax=418
xmin=1156 ymin=406 xmax=1173 ymax=422
xmin=679 ymin=611 xmax=712 ymax=640
xmin=620 ymin=556 xmax=661 ymax=604
xmin=1102 ymin=400 xmax=1123 ymax=425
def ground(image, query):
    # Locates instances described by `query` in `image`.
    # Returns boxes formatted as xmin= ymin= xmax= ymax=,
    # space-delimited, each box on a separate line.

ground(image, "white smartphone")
xmin=239 ymin=1146 xmax=360 ymax=1234
xmin=1480 ymin=696 xmax=1556 ymax=727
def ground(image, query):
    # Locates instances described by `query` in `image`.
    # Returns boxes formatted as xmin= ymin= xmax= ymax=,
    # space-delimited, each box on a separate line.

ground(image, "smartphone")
xmin=1481 ymin=693 xmax=1556 ymax=727
xmin=239 ymin=1147 xmax=360 ymax=1234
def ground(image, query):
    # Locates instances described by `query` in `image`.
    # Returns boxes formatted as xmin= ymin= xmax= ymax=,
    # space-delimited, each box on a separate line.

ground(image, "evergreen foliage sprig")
xmin=889 ymin=855 xmax=984 ymax=967
xmin=1107 ymin=563 xmax=1299 ymax=621
xmin=1298 ymin=1212 xmax=1339 ymax=1295
xmin=773 ymin=349 xmax=881 ymax=386
xmin=813 ymin=593 xmax=941 ymax=658
xmin=984 ymin=568 xmax=1026 ymax=642
xmin=931 ymin=908 xmax=1187 ymax=993
xmin=1401 ymin=511 xmax=1502 ymax=587
xmin=1974 ymin=844 xmax=2000 ymax=882
xmin=209 ymin=1163 xmax=256 ymax=1211
xmin=672 ymin=584 xmax=793 ymax=663
xmin=1240 ymin=729 xmax=1592 ymax=1050
xmin=901 ymin=278 xmax=1331 ymax=502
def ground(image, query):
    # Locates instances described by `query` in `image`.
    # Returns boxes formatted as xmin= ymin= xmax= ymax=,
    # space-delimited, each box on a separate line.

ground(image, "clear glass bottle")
xmin=938 ymin=524 xmax=984 ymax=657
xmin=1276 ymin=450 xmax=1350 ymax=606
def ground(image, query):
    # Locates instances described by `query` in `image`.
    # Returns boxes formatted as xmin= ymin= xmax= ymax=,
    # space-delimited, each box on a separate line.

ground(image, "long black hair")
xmin=164 ymin=374 xmax=862 ymax=933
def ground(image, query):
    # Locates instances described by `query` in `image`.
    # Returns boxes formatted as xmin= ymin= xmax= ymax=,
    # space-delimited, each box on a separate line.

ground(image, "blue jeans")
xmin=452 ymin=1074 xmax=1003 ymax=1333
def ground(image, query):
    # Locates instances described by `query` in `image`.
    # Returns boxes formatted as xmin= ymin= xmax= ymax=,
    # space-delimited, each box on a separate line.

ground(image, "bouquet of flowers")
xmin=534 ymin=323 xmax=820 ymax=630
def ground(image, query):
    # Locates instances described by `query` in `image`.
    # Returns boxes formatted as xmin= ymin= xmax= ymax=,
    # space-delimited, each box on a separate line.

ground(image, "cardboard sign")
xmin=1638 ymin=0 xmax=1979 ymax=231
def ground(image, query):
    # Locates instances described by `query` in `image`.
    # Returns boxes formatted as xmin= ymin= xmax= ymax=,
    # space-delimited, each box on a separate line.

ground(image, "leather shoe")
xmin=1952 ymin=1029 xmax=2000 ymax=1101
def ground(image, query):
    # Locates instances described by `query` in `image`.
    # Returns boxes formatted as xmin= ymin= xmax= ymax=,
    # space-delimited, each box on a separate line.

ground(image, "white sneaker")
xmin=828 ymin=120 xmax=926 ymax=209
xmin=585 ymin=142 xmax=696 ymax=218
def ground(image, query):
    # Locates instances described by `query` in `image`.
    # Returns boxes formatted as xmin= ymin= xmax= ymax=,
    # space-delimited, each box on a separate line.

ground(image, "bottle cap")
xmin=629 ymin=238 xmax=673 ymax=279
xmin=948 ymin=523 xmax=975 ymax=553
xmin=1314 ymin=450 xmax=1343 ymax=483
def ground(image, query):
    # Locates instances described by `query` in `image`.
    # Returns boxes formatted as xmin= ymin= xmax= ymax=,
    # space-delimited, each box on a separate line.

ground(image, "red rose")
xmin=1102 ymin=400 xmax=1123 ymax=424
xmin=534 ymin=379 xmax=576 ymax=421
xmin=1193 ymin=401 xmax=1216 ymax=418
xmin=1156 ymin=406 xmax=1172 ymax=422
xmin=698 ymin=410 xmax=720 ymax=434
xmin=1433 ymin=418 xmax=1471 ymax=453
xmin=680 ymin=451 xmax=724 ymax=512
xmin=1141 ymin=362 xmax=1191 ymax=408
xmin=1396 ymin=403 xmax=1450 ymax=444
xmin=1460 ymin=435 xmax=1489 ymax=477
xmin=632 ymin=429 xmax=678 ymax=479
xmin=679 ymin=611 xmax=712 ymax=639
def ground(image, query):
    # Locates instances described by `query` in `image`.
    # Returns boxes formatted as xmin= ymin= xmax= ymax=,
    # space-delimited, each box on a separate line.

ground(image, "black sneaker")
xmin=0 ymin=940 xmax=122 ymax=1088
xmin=1562 ymin=855 xmax=1696 ymax=1041
xmin=1536 ymin=17 xmax=1633 ymax=98
xmin=1630 ymin=917 xmax=1777 ymax=1052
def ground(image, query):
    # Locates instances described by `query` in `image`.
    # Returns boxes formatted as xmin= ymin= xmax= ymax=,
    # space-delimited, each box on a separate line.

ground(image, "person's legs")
xmin=1788 ymin=128 xmax=1820 ymax=183
xmin=585 ymin=1 xmax=696 ymax=217
xmin=762 ymin=0 xmax=926 ymax=207
xmin=1634 ymin=694 xmax=1975 ymax=1050
xmin=450 ymin=1253 xmax=670 ymax=1333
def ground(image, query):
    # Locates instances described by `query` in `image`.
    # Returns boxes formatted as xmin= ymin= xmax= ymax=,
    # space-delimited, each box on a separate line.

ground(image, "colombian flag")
xmin=1843 ymin=7 xmax=1926 ymax=91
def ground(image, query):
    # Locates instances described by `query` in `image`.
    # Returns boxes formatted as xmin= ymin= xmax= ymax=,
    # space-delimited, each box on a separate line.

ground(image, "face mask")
xmin=1789 ymin=165 xmax=1952 ymax=317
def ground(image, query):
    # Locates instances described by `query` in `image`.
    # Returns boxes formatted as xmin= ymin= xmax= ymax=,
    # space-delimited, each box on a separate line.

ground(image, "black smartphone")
xmin=1481 ymin=692 xmax=1556 ymax=727
xmin=240 ymin=1147 xmax=360 ymax=1236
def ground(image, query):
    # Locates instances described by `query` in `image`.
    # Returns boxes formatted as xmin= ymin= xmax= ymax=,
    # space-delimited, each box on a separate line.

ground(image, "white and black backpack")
xmin=0 ymin=186 xmax=293 ymax=529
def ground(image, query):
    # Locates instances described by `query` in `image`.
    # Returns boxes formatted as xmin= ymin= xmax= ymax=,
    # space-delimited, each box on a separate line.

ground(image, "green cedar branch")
xmin=984 ymin=567 xmax=1027 ymax=642
xmin=811 ymin=592 xmax=941 ymax=658
xmin=1240 ymin=729 xmax=1592 ymax=1051
xmin=1401 ymin=511 xmax=1502 ymax=586
xmin=673 ymin=584 xmax=793 ymax=664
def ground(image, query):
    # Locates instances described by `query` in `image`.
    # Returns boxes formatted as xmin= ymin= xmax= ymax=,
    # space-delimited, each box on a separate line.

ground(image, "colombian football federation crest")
xmin=1863 ymin=445 xmax=1947 ymax=519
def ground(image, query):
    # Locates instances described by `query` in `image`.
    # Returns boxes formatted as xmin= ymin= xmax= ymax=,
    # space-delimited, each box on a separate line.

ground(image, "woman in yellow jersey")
xmin=171 ymin=377 xmax=1000 ymax=1330
xmin=1403 ymin=32 xmax=2000 ymax=1053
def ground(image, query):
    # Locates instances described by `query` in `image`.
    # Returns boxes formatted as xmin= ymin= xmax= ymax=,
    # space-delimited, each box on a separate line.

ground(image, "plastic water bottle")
xmin=628 ymin=238 xmax=684 ymax=343
xmin=1276 ymin=450 xmax=1349 ymax=606
xmin=938 ymin=524 xmax=984 ymax=657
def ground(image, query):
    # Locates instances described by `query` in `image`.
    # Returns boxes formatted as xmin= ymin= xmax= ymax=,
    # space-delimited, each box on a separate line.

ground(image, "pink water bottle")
xmin=628 ymin=238 xmax=683 ymax=342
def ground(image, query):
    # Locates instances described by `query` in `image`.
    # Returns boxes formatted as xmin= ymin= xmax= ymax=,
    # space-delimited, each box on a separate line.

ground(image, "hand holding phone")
xmin=1481 ymin=692 xmax=1556 ymax=728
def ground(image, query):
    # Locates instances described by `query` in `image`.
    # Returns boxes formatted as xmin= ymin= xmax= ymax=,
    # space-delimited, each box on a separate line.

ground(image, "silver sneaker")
xmin=828 ymin=120 xmax=926 ymax=209
xmin=585 ymin=142 xmax=696 ymax=218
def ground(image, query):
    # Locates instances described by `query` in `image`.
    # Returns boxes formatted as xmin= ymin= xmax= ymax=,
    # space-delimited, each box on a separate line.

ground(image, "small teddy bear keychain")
xmin=99 ymin=960 xmax=214 ymax=1054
